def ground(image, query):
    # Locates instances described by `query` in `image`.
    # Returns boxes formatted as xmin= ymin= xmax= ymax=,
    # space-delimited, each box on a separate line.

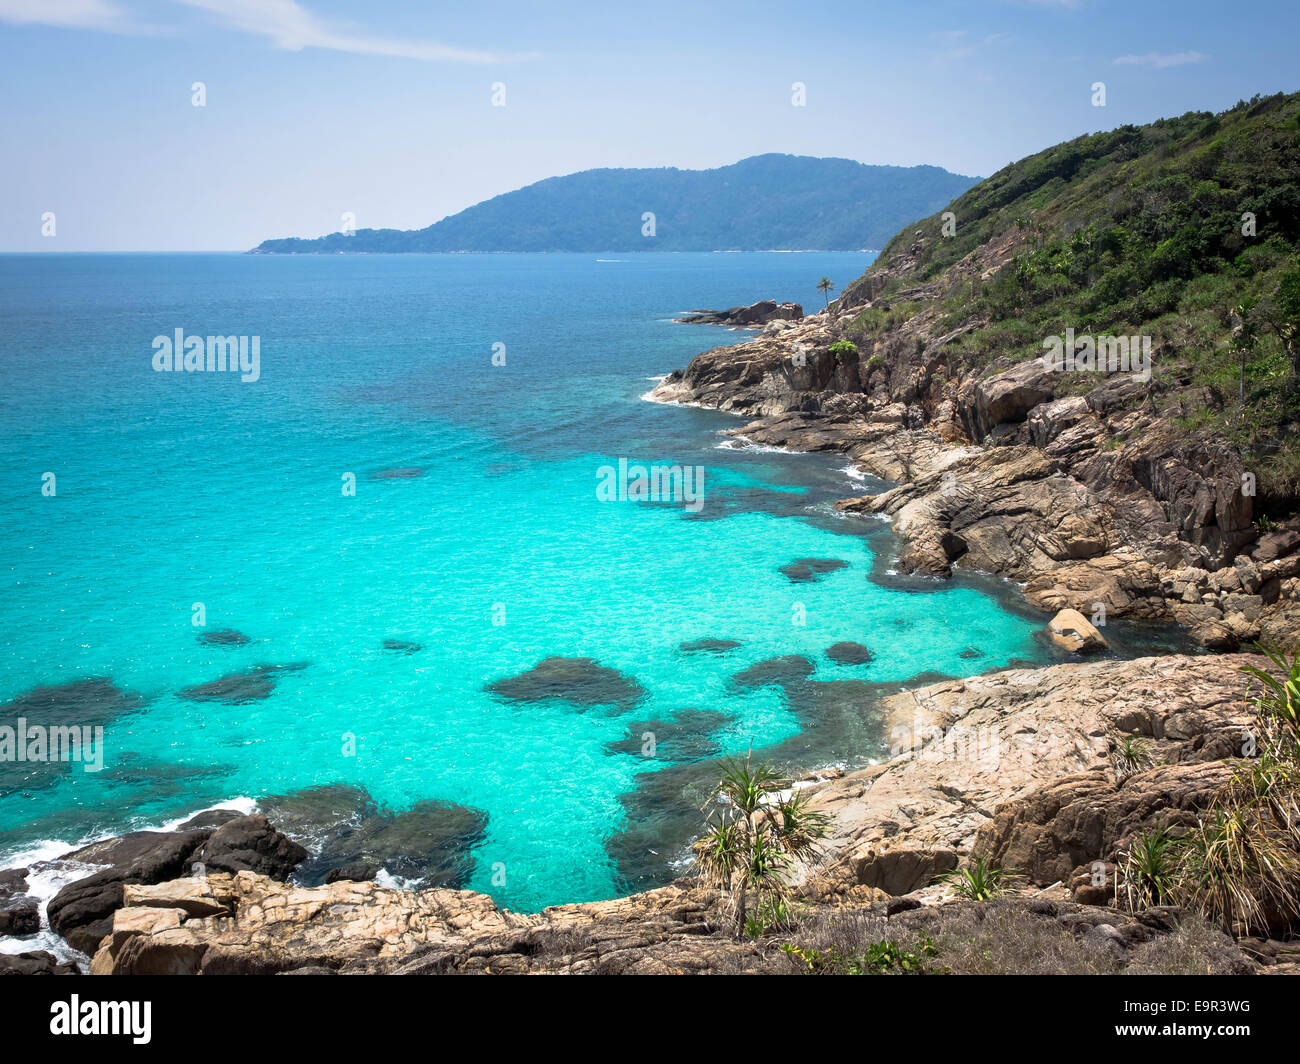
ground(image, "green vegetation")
xmin=828 ymin=339 xmax=858 ymax=364
xmin=1109 ymin=645 xmax=1300 ymax=935
xmin=1120 ymin=826 xmax=1180 ymax=909
xmin=937 ymin=855 xmax=1014 ymax=900
xmin=840 ymin=92 xmax=1300 ymax=506
xmin=1113 ymin=734 xmax=1158 ymax=780
xmin=693 ymin=755 xmax=831 ymax=938
xmin=817 ymin=277 xmax=836 ymax=308
xmin=770 ymin=902 xmax=1249 ymax=975
xmin=780 ymin=933 xmax=944 ymax=975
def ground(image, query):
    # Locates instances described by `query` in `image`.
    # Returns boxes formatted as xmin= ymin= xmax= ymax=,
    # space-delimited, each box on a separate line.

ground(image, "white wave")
xmin=374 ymin=868 xmax=427 ymax=891
xmin=640 ymin=389 xmax=707 ymax=408
xmin=715 ymin=433 xmax=796 ymax=454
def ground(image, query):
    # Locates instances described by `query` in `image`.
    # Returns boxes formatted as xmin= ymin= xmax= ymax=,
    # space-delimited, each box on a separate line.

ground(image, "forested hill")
xmin=834 ymin=91 xmax=1300 ymax=504
xmin=251 ymin=154 xmax=979 ymax=253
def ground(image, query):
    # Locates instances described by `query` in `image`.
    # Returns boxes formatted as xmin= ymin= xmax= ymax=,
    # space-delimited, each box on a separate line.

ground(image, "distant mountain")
xmin=250 ymin=154 xmax=980 ymax=253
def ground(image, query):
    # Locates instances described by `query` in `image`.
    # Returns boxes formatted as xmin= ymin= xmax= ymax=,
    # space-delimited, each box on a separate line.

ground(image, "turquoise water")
xmin=0 ymin=251 xmax=1069 ymax=911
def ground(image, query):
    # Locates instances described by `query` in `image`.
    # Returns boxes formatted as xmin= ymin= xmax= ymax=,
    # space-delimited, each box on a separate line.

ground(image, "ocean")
xmin=0 ymin=251 xmax=1182 ymax=921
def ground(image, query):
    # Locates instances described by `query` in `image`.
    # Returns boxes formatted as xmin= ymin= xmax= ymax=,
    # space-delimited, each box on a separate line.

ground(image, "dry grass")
xmin=772 ymin=900 xmax=1254 ymax=975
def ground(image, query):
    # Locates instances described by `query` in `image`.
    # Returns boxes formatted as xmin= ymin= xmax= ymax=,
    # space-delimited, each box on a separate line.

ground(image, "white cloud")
xmin=933 ymin=28 xmax=1009 ymax=62
xmin=0 ymin=0 xmax=134 ymax=31
xmin=1113 ymin=51 xmax=1208 ymax=69
xmin=177 ymin=0 xmax=537 ymax=63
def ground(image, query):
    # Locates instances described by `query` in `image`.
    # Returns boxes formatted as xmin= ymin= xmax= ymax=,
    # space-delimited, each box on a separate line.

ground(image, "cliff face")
xmin=653 ymin=95 xmax=1300 ymax=651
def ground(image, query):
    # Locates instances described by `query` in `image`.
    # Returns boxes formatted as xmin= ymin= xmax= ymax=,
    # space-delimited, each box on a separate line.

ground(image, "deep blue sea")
xmin=0 ymin=252 xmax=1186 ymax=922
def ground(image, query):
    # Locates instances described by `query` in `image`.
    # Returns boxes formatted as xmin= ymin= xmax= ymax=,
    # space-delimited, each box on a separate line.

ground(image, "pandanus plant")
xmin=694 ymin=753 xmax=831 ymax=937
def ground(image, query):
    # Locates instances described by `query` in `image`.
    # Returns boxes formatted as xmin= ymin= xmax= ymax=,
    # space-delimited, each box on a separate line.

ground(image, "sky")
xmin=1 ymin=0 xmax=1297 ymax=251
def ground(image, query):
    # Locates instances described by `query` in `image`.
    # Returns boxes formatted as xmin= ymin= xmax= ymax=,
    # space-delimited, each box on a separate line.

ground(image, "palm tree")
xmin=816 ymin=277 xmax=835 ymax=310
xmin=694 ymin=753 xmax=831 ymax=937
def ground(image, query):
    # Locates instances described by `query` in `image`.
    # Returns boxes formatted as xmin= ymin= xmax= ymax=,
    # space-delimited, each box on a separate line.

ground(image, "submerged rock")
xmin=778 ymin=557 xmax=848 ymax=583
xmin=381 ymin=639 xmax=423 ymax=654
xmin=678 ymin=638 xmax=742 ymax=654
xmin=177 ymin=662 xmax=308 ymax=704
xmin=825 ymin=641 xmax=874 ymax=666
xmin=0 ymin=678 xmax=146 ymax=791
xmin=486 ymin=657 xmax=644 ymax=710
xmin=604 ymin=709 xmax=733 ymax=763
xmin=958 ymin=646 xmax=984 ymax=659
xmin=371 ymin=466 xmax=425 ymax=479
xmin=731 ymin=655 xmax=815 ymax=688
xmin=196 ymin=628 xmax=251 ymax=647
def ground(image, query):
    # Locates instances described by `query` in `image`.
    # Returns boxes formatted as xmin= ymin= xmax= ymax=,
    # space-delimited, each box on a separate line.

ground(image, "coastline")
xmin=7 ymin=343 xmax=1281 ymax=972
xmin=8 ymin=276 xmax=1299 ymax=974
xmin=648 ymin=296 xmax=1300 ymax=654
xmin=15 ymin=650 xmax=1269 ymax=975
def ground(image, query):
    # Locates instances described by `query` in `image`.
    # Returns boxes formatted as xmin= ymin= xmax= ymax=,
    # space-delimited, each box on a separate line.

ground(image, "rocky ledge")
xmin=18 ymin=651 xmax=1284 ymax=976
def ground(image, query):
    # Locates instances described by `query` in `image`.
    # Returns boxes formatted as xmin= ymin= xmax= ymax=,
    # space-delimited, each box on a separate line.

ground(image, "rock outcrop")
xmin=46 ymin=815 xmax=302 ymax=954
xmin=89 ymin=872 xmax=762 ymax=975
xmin=803 ymin=653 xmax=1259 ymax=897
xmin=648 ymin=263 xmax=1300 ymax=649
xmin=0 ymin=868 xmax=39 ymax=936
xmin=675 ymin=300 xmax=803 ymax=327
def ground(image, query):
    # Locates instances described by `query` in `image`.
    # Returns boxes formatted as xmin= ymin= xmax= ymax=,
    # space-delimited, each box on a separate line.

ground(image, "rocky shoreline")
xmin=2 ymin=651 xmax=1291 ymax=975
xmin=651 ymin=302 xmax=1300 ymax=653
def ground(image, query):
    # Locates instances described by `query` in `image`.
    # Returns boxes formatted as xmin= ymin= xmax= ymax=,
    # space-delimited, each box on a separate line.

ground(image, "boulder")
xmin=966 ymin=358 xmax=1057 ymax=439
xmin=187 ymin=814 xmax=307 ymax=879
xmin=0 ymin=951 xmax=79 ymax=976
xmin=47 ymin=815 xmax=303 ymax=955
xmin=974 ymin=762 xmax=1236 ymax=890
xmin=1047 ymin=608 xmax=1109 ymax=654
xmin=0 ymin=867 xmax=39 ymax=936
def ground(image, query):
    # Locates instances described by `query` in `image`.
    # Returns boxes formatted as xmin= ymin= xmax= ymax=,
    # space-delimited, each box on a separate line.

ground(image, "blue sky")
xmin=2 ymin=0 xmax=1297 ymax=251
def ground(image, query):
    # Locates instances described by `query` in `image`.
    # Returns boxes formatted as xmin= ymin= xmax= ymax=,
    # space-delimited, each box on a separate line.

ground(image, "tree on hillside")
xmin=1266 ymin=264 xmax=1300 ymax=378
xmin=817 ymin=277 xmax=835 ymax=310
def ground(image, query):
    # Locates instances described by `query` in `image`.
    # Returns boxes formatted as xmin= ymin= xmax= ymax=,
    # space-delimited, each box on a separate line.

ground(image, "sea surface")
xmin=0 ymin=251 xmax=1190 ymax=924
